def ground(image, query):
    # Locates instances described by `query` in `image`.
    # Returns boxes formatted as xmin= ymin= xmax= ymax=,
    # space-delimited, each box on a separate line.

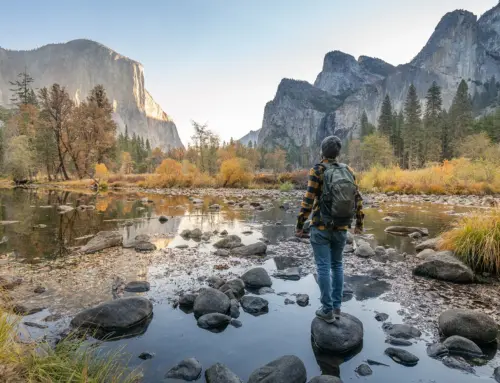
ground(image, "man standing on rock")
xmin=296 ymin=135 xmax=364 ymax=323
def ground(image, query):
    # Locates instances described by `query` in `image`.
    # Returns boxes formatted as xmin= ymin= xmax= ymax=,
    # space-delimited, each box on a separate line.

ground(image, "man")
xmin=296 ymin=136 xmax=364 ymax=323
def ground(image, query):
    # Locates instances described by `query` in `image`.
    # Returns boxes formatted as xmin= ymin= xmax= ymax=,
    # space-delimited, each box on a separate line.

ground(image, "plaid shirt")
xmin=296 ymin=159 xmax=364 ymax=231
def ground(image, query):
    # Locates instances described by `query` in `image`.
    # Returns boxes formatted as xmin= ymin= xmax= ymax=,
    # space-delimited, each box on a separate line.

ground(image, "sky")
xmin=0 ymin=0 xmax=497 ymax=146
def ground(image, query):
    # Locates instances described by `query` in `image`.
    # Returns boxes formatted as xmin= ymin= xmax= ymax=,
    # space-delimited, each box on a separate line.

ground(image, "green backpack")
xmin=319 ymin=162 xmax=357 ymax=227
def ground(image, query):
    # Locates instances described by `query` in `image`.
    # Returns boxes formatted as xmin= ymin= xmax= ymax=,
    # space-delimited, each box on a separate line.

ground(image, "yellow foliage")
xmin=94 ymin=163 xmax=109 ymax=180
xmin=145 ymin=159 xmax=214 ymax=188
xmin=218 ymin=158 xmax=253 ymax=187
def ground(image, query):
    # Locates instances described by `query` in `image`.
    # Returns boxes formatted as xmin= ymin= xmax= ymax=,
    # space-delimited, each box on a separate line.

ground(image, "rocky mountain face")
xmin=0 ymin=39 xmax=183 ymax=150
xmin=238 ymin=129 xmax=260 ymax=146
xmin=258 ymin=4 xmax=500 ymax=162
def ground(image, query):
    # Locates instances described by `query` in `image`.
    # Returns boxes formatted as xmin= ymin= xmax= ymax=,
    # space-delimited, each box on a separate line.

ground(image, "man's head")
xmin=320 ymin=135 xmax=342 ymax=159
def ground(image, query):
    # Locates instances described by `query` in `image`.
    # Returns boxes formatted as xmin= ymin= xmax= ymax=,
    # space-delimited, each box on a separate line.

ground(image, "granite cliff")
xmin=238 ymin=129 xmax=260 ymax=146
xmin=0 ymin=39 xmax=183 ymax=150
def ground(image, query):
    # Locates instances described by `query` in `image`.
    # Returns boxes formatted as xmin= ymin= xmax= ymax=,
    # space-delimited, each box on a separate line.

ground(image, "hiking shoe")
xmin=333 ymin=308 xmax=341 ymax=319
xmin=316 ymin=308 xmax=335 ymax=324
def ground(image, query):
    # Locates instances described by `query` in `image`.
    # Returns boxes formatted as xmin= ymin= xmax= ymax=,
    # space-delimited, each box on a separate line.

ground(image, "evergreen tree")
xmin=449 ymin=80 xmax=473 ymax=156
xmin=423 ymin=81 xmax=443 ymax=163
xmin=403 ymin=84 xmax=422 ymax=169
xmin=248 ymin=140 xmax=253 ymax=148
xmin=441 ymin=109 xmax=452 ymax=160
xmin=360 ymin=111 xmax=375 ymax=137
xmin=9 ymin=68 xmax=37 ymax=107
xmin=378 ymin=94 xmax=393 ymax=137
xmin=390 ymin=110 xmax=404 ymax=166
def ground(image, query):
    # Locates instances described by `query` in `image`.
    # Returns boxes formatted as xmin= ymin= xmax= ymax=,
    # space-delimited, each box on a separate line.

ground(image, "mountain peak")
xmin=358 ymin=56 xmax=396 ymax=78
xmin=322 ymin=51 xmax=357 ymax=72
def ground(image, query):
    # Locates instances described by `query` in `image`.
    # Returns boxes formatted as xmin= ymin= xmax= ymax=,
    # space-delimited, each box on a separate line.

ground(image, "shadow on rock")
xmin=311 ymin=336 xmax=362 ymax=377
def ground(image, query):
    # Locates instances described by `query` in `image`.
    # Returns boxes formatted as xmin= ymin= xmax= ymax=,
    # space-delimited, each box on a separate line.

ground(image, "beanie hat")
xmin=321 ymin=135 xmax=342 ymax=159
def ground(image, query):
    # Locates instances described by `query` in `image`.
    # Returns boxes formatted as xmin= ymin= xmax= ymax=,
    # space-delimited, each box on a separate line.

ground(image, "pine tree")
xmin=248 ymin=140 xmax=253 ymax=148
xmin=449 ymin=80 xmax=473 ymax=156
xmin=390 ymin=110 xmax=404 ymax=165
xmin=9 ymin=68 xmax=37 ymax=107
xmin=403 ymin=84 xmax=422 ymax=169
xmin=378 ymin=95 xmax=393 ymax=137
xmin=423 ymin=82 xmax=443 ymax=163
xmin=441 ymin=109 xmax=451 ymax=160
xmin=360 ymin=111 xmax=374 ymax=137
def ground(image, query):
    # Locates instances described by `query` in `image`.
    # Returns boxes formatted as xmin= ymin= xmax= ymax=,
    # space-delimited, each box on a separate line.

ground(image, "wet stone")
xmin=135 ymin=234 xmax=150 ymax=242
xmin=296 ymin=294 xmax=309 ymax=307
xmin=124 ymin=281 xmax=150 ymax=292
xmin=355 ymin=242 xmax=375 ymax=258
xmin=193 ymin=287 xmax=230 ymax=319
xmin=382 ymin=323 xmax=421 ymax=339
xmin=165 ymin=358 xmax=202 ymax=381
xmin=241 ymin=267 xmax=272 ymax=289
xmin=158 ymin=215 xmax=168 ymax=223
xmin=205 ymin=363 xmax=243 ymax=383
xmin=229 ymin=300 xmax=240 ymax=318
xmin=311 ymin=313 xmax=363 ymax=354
xmin=231 ymin=242 xmax=267 ymax=256
xmin=138 ymin=352 xmax=154 ymax=360
xmin=179 ymin=294 xmax=198 ymax=308
xmin=308 ymin=376 xmax=342 ymax=383
xmin=375 ymin=312 xmax=389 ymax=322
xmin=355 ymin=363 xmax=373 ymax=376
xmin=240 ymin=296 xmax=269 ymax=316
xmin=386 ymin=336 xmax=412 ymax=346
xmin=81 ymin=231 xmax=122 ymax=253
xmin=207 ymin=276 xmax=226 ymax=289
xmin=214 ymin=235 xmax=242 ymax=249
xmin=438 ymin=309 xmax=498 ymax=344
xmin=134 ymin=241 xmax=157 ymax=252
xmin=413 ymin=251 xmax=474 ymax=283
xmin=230 ymin=319 xmax=243 ymax=328
xmin=427 ymin=343 xmax=449 ymax=358
xmin=443 ymin=335 xmax=483 ymax=358
xmin=219 ymin=279 xmax=245 ymax=300
xmin=257 ymin=287 xmax=275 ymax=295
xmin=274 ymin=267 xmax=301 ymax=281
xmin=384 ymin=347 xmax=419 ymax=366
xmin=214 ymin=249 xmax=230 ymax=257
xmin=442 ymin=356 xmax=475 ymax=373
xmin=284 ymin=298 xmax=295 ymax=305
xmin=33 ymin=286 xmax=46 ymax=294
xmin=248 ymin=355 xmax=307 ymax=383
xmin=494 ymin=366 xmax=500 ymax=383
xmin=197 ymin=313 xmax=231 ymax=331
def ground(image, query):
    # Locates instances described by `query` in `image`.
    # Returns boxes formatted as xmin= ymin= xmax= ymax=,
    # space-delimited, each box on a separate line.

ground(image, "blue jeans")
xmin=310 ymin=226 xmax=347 ymax=312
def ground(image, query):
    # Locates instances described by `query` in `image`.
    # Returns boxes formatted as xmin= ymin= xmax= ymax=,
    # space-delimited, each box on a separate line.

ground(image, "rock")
xmin=57 ymin=205 xmax=74 ymax=213
xmin=124 ymin=281 xmax=150 ymax=292
xmin=296 ymin=294 xmax=309 ymax=307
xmin=366 ymin=359 xmax=389 ymax=367
xmin=0 ymin=276 xmax=22 ymax=290
xmin=165 ymin=358 xmax=202 ymax=381
xmin=205 ymin=363 xmax=243 ymax=383
xmin=135 ymin=234 xmax=150 ymax=242
xmin=43 ymin=313 xmax=63 ymax=322
xmin=209 ymin=204 xmax=221 ymax=210
xmin=442 ymin=356 xmax=474 ymax=373
xmin=219 ymin=279 xmax=245 ymax=300
xmin=355 ymin=243 xmax=375 ymax=258
xmin=23 ymin=321 xmax=48 ymax=329
xmin=242 ymin=230 xmax=253 ymax=235
xmin=241 ymin=296 xmax=269 ymax=315
xmin=427 ymin=343 xmax=449 ymax=358
xmin=214 ymin=249 xmax=230 ymax=257
xmin=192 ymin=198 xmax=203 ymax=204
xmin=415 ymin=237 xmax=440 ymax=252
xmin=346 ymin=231 xmax=353 ymax=244
xmin=308 ymin=377 xmax=342 ymax=383
xmin=229 ymin=300 xmax=240 ymax=318
xmin=375 ymin=246 xmax=386 ymax=256
xmin=385 ymin=226 xmax=428 ymax=236
xmin=284 ymin=298 xmax=295 ymax=305
xmin=241 ymin=267 xmax=272 ymax=288
xmin=230 ymin=319 xmax=242 ymax=328
xmin=248 ymin=355 xmax=307 ymax=383
xmin=180 ymin=229 xmax=192 ymax=238
xmin=158 ymin=215 xmax=168 ymax=223
xmin=375 ymin=312 xmax=389 ymax=322
xmin=197 ymin=313 xmax=232 ymax=330
xmin=220 ymin=230 xmax=228 ymax=235
xmin=249 ymin=202 xmax=261 ymax=207
xmin=413 ymin=251 xmax=474 ymax=283
xmin=257 ymin=287 xmax=275 ymax=295
xmin=134 ymin=241 xmax=157 ymax=252
xmin=207 ymin=276 xmax=226 ymax=289
xmin=384 ymin=347 xmax=419 ymax=366
xmin=190 ymin=228 xmax=203 ymax=239
xmin=13 ymin=305 xmax=45 ymax=316
xmin=231 ymin=242 xmax=267 ymax=256
xmin=214 ymin=235 xmax=242 ymax=249
xmin=81 ymin=231 xmax=122 ymax=253
xmin=138 ymin=352 xmax=154 ymax=360
xmin=193 ymin=287 xmax=231 ymax=319
xmin=176 ymin=244 xmax=189 ymax=249
xmin=408 ymin=232 xmax=422 ymax=240
xmin=417 ymin=248 xmax=436 ymax=259
xmin=70 ymin=297 xmax=152 ymax=331
xmin=311 ymin=313 xmax=363 ymax=354
xmin=386 ymin=336 xmax=412 ymax=346
xmin=275 ymin=267 xmax=301 ymax=281
xmin=382 ymin=323 xmax=421 ymax=339
xmin=443 ymin=335 xmax=483 ymax=357
xmin=343 ymin=245 xmax=354 ymax=254
xmin=494 ymin=367 xmax=500 ymax=383
xmin=179 ymin=294 xmax=198 ymax=308
xmin=33 ymin=286 xmax=46 ymax=294
xmin=355 ymin=363 xmax=372 ymax=376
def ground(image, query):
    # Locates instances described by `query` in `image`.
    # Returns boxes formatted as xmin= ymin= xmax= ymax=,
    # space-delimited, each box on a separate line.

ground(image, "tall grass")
xmin=439 ymin=209 xmax=500 ymax=274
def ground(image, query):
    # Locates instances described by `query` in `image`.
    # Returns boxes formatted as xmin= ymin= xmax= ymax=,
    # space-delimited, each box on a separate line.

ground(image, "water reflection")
xmin=311 ymin=337 xmax=362 ymax=378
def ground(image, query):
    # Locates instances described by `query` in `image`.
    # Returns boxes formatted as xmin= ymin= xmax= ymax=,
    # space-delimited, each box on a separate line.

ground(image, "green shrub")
xmin=279 ymin=181 xmax=294 ymax=192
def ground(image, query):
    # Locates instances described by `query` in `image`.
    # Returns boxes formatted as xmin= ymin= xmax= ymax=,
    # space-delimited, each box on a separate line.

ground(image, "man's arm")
xmin=347 ymin=166 xmax=365 ymax=233
xmin=296 ymin=166 xmax=321 ymax=231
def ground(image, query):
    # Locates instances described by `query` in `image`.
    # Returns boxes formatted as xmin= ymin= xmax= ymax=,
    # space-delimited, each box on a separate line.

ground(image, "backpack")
xmin=319 ymin=162 xmax=357 ymax=227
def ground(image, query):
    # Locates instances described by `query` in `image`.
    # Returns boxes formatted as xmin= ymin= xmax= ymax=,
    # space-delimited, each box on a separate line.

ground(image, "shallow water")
xmin=0 ymin=188 xmax=496 ymax=382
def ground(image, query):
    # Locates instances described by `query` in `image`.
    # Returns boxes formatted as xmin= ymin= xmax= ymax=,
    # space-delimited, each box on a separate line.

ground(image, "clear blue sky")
xmin=0 ymin=0 xmax=496 ymax=145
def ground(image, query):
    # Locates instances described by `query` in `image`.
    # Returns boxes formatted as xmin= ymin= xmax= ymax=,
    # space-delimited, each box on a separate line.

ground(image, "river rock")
xmin=207 ymin=276 xmax=226 ymax=289
xmin=258 ymin=287 xmax=275 ymax=295
xmin=241 ymin=267 xmax=272 ymax=288
xmin=248 ymin=355 xmax=307 ymax=383
xmin=138 ymin=352 xmax=154 ymax=360
xmin=193 ymin=288 xmax=231 ymax=319
xmin=343 ymin=245 xmax=354 ymax=254
xmin=442 ymin=356 xmax=474 ymax=373
xmin=413 ymin=252 xmax=474 ymax=283
xmin=165 ymin=358 xmax=202 ymax=381
xmin=229 ymin=299 xmax=240 ymax=318
xmin=386 ymin=336 xmax=412 ymax=346
xmin=383 ymin=323 xmax=421 ymax=339
xmin=180 ymin=229 xmax=192 ymax=238
xmin=124 ymin=281 xmax=150 ymax=292
xmin=443 ymin=335 xmax=482 ymax=357
xmin=231 ymin=319 xmax=242 ymax=328
xmin=275 ymin=267 xmax=300 ymax=281
xmin=355 ymin=243 xmax=375 ymax=258
xmin=439 ymin=309 xmax=498 ymax=344
xmin=231 ymin=242 xmax=267 ymax=256
xmin=308 ymin=377 xmax=342 ymax=383
xmin=385 ymin=226 xmax=428 ymax=236
xmin=0 ymin=276 xmax=22 ymax=290
xmin=427 ymin=343 xmax=449 ymax=358
xmin=179 ymin=294 xmax=197 ymax=308
xmin=81 ymin=231 xmax=123 ymax=253
xmin=70 ymin=297 xmax=152 ymax=331
xmin=375 ymin=312 xmax=389 ymax=322
xmin=214 ymin=249 xmax=230 ymax=257
xmin=158 ymin=215 xmax=168 ymax=223
xmin=205 ymin=363 xmax=243 ymax=383
xmin=197 ymin=313 xmax=231 ymax=330
xmin=190 ymin=228 xmax=203 ymax=239
xmin=241 ymin=296 xmax=269 ymax=315
xmin=384 ymin=347 xmax=419 ymax=366
xmin=375 ymin=246 xmax=386 ymax=256
xmin=296 ymin=294 xmax=309 ymax=307
xmin=13 ymin=305 xmax=45 ymax=316
xmin=346 ymin=231 xmax=353 ymax=244
xmin=355 ymin=363 xmax=372 ymax=376
xmin=494 ymin=366 xmax=500 ymax=382
xmin=135 ymin=234 xmax=150 ymax=242
xmin=219 ymin=279 xmax=245 ymax=299
xmin=134 ymin=241 xmax=157 ymax=252
xmin=214 ymin=235 xmax=242 ymax=249
xmin=415 ymin=237 xmax=440 ymax=252
xmin=311 ymin=313 xmax=363 ymax=354
xmin=417 ymin=248 xmax=436 ymax=259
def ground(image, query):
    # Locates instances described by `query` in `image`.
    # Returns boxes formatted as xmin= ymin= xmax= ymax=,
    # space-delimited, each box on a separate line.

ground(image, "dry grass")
xmin=439 ymin=209 xmax=500 ymax=273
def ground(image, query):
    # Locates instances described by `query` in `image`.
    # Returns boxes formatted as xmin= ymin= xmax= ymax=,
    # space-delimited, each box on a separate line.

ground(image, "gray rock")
xmin=231 ymin=242 xmax=267 ymax=256
xmin=346 ymin=231 xmax=354 ymax=244
xmin=382 ymin=323 xmax=421 ymax=339
xmin=214 ymin=249 xmax=230 ymax=257
xmin=494 ymin=366 xmax=500 ymax=383
xmin=205 ymin=363 xmax=243 ymax=383
xmin=158 ymin=215 xmax=168 ymax=223
xmin=375 ymin=312 xmax=389 ymax=322
xmin=442 ymin=356 xmax=475 ymax=373
xmin=190 ymin=228 xmax=203 ymax=239
xmin=248 ymin=355 xmax=307 ymax=383
xmin=180 ymin=229 xmax=192 ymax=238
xmin=230 ymin=319 xmax=242 ymax=328
xmin=386 ymin=336 xmax=412 ymax=346
xmin=296 ymin=294 xmax=309 ymax=307
xmin=214 ymin=235 xmax=242 ymax=249
xmin=308 ymin=377 xmax=342 ymax=383
xmin=415 ymin=237 xmax=440 ymax=252
xmin=343 ymin=245 xmax=354 ymax=254
xmin=439 ymin=309 xmax=498 ymax=344
xmin=355 ymin=363 xmax=372 ymax=376
xmin=409 ymin=232 xmax=422 ymax=240
xmin=311 ymin=313 xmax=363 ymax=354
xmin=34 ymin=286 xmax=46 ymax=294
xmin=274 ymin=267 xmax=301 ymax=281
xmin=207 ymin=276 xmax=226 ymax=289
xmin=70 ymin=297 xmax=152 ymax=331
xmin=135 ymin=234 xmax=150 ymax=242
xmin=284 ymin=298 xmax=295 ymax=305
xmin=23 ymin=321 xmax=48 ymax=329
xmin=220 ymin=230 xmax=228 ymax=235
xmin=427 ymin=343 xmax=449 ymax=358
xmin=176 ymin=244 xmax=189 ymax=249
xmin=257 ymin=287 xmax=275 ymax=295
xmin=134 ymin=241 xmax=157 ymax=252
xmin=179 ymin=294 xmax=198 ymax=308
xmin=443 ymin=335 xmax=483 ymax=357
xmin=413 ymin=251 xmax=474 ymax=283
xmin=375 ymin=246 xmax=386 ymax=256
xmin=229 ymin=300 xmax=240 ymax=318
xmin=124 ymin=281 xmax=150 ymax=292
xmin=197 ymin=313 xmax=231 ymax=330
xmin=219 ymin=279 xmax=245 ymax=300
xmin=193 ymin=287 xmax=231 ymax=319
xmin=241 ymin=267 xmax=272 ymax=288
xmin=385 ymin=347 xmax=419 ymax=366
xmin=165 ymin=358 xmax=202 ymax=381
xmin=355 ymin=243 xmax=375 ymax=258
xmin=138 ymin=352 xmax=154 ymax=360
xmin=417 ymin=248 xmax=436 ymax=259
xmin=81 ymin=231 xmax=122 ymax=253
xmin=385 ymin=226 xmax=429 ymax=236
xmin=13 ymin=305 xmax=45 ymax=316
xmin=241 ymin=296 xmax=269 ymax=315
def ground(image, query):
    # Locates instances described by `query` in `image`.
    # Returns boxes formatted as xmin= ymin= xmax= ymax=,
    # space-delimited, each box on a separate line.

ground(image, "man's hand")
xmin=354 ymin=227 xmax=363 ymax=235
xmin=295 ymin=229 xmax=304 ymax=238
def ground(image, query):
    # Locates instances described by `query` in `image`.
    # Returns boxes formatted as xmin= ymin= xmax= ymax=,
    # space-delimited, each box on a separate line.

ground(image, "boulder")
xmin=231 ymin=242 xmax=267 ymax=256
xmin=442 ymin=356 xmax=474 ymax=373
xmin=384 ymin=347 xmax=419 ymax=366
xmin=207 ymin=276 xmax=226 ymax=289
xmin=382 ymin=323 xmax=421 ymax=339
xmin=296 ymin=294 xmax=309 ymax=307
xmin=190 ymin=228 xmax=203 ymax=239
xmin=308 ymin=377 xmax=342 ymax=383
xmin=240 ymin=296 xmax=269 ymax=315
xmin=443 ymin=335 xmax=482 ymax=357
xmin=193 ymin=288 xmax=230 ymax=319
xmin=229 ymin=299 xmax=240 ymax=318
xmin=179 ymin=294 xmax=198 ymax=308
xmin=205 ymin=363 xmax=243 ymax=383
xmin=214 ymin=249 xmax=230 ymax=257
xmin=274 ymin=267 xmax=301 ymax=281
xmin=311 ymin=313 xmax=363 ymax=354
xmin=417 ymin=248 xmax=436 ymax=259
xmin=124 ymin=281 xmax=150 ymax=292
xmin=438 ymin=309 xmax=498 ymax=344
xmin=219 ymin=279 xmax=245 ymax=300
xmin=413 ymin=252 xmax=474 ymax=283
xmin=180 ymin=229 xmax=192 ymax=238
xmin=135 ymin=234 xmax=150 ymax=242
xmin=165 ymin=358 xmax=202 ymax=381
xmin=158 ymin=215 xmax=168 ymax=223
xmin=386 ymin=336 xmax=412 ymax=346
xmin=385 ymin=226 xmax=428 ymax=236
xmin=355 ymin=364 xmax=372 ymax=376
xmin=375 ymin=313 xmax=389 ymax=322
xmin=70 ymin=297 xmax=152 ymax=331
xmin=355 ymin=243 xmax=375 ymax=258
xmin=214 ymin=235 xmax=242 ymax=249
xmin=134 ymin=241 xmax=157 ymax=252
xmin=248 ymin=355 xmax=307 ymax=383
xmin=415 ymin=237 xmax=440 ymax=252
xmin=257 ymin=287 xmax=275 ymax=295
xmin=81 ymin=231 xmax=122 ymax=253
xmin=375 ymin=246 xmax=386 ymax=256
xmin=197 ymin=313 xmax=231 ymax=330
xmin=427 ymin=343 xmax=449 ymax=358
xmin=494 ymin=367 xmax=500 ymax=383
xmin=241 ymin=267 xmax=272 ymax=288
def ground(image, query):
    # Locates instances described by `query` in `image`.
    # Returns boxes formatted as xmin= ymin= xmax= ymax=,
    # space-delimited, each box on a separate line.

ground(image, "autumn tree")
xmin=4 ymin=135 xmax=35 ymax=182
xmin=359 ymin=133 xmax=395 ymax=170
xmin=120 ymin=152 xmax=134 ymax=174
xmin=264 ymin=148 xmax=287 ymax=173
